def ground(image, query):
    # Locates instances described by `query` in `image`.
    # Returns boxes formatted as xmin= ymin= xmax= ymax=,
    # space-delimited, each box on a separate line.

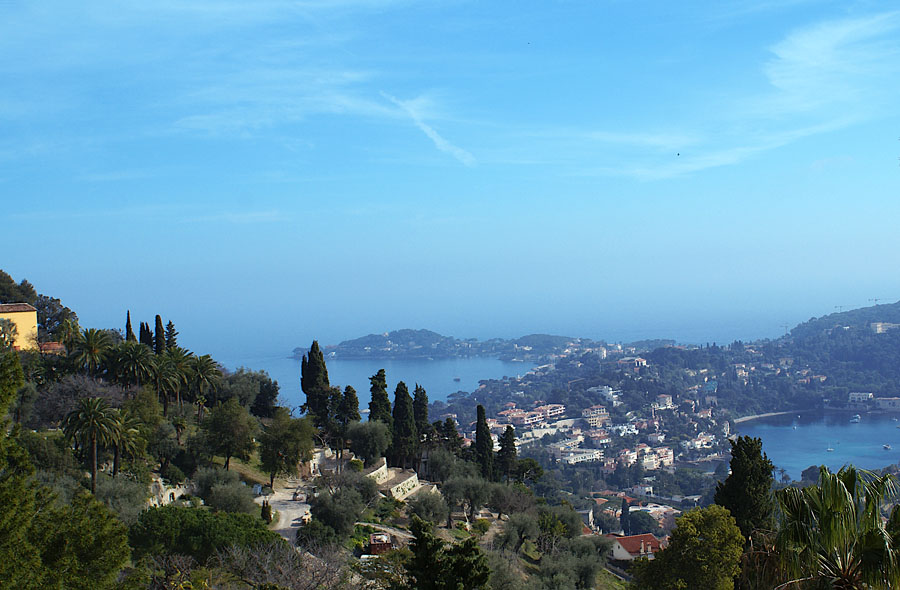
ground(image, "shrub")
xmin=472 ymin=518 xmax=491 ymax=536
xmin=407 ymin=492 xmax=449 ymax=525
xmin=161 ymin=464 xmax=186 ymax=486
xmin=94 ymin=474 xmax=152 ymax=525
xmin=193 ymin=466 xmax=240 ymax=501
xmin=207 ymin=482 xmax=257 ymax=514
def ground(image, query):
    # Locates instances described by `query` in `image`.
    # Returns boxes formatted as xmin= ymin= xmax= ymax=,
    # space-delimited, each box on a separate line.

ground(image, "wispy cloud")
xmin=754 ymin=11 xmax=900 ymax=118
xmin=539 ymin=11 xmax=900 ymax=180
xmin=382 ymin=92 xmax=476 ymax=166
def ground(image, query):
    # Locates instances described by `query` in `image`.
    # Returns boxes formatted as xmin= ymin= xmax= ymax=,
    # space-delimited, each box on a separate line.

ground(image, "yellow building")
xmin=0 ymin=303 xmax=39 ymax=351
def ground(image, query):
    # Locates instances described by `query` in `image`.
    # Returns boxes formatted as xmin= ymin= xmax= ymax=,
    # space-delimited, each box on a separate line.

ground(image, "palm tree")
xmin=108 ymin=410 xmax=140 ymax=477
xmin=190 ymin=354 xmax=222 ymax=418
xmin=111 ymin=340 xmax=153 ymax=389
xmin=196 ymin=394 xmax=207 ymax=423
xmin=164 ymin=346 xmax=194 ymax=411
xmin=62 ymin=397 xmax=117 ymax=493
xmin=171 ymin=415 xmax=187 ymax=446
xmin=149 ymin=355 xmax=178 ymax=417
xmin=57 ymin=317 xmax=80 ymax=354
xmin=73 ymin=328 xmax=111 ymax=377
xmin=775 ymin=465 xmax=900 ymax=589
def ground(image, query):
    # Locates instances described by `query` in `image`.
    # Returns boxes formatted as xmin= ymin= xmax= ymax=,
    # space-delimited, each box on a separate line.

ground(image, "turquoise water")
xmin=738 ymin=413 xmax=900 ymax=480
xmin=216 ymin=353 xmax=531 ymax=411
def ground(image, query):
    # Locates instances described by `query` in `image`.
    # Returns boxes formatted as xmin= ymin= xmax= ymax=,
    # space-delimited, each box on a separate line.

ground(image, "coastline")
xmin=733 ymin=410 xmax=796 ymax=424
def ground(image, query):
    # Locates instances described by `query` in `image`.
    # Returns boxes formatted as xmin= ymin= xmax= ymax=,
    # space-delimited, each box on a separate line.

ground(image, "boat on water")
xmin=827 ymin=447 xmax=835 ymax=452
xmin=453 ymin=377 xmax=461 ymax=382
xmin=884 ymin=444 xmax=892 ymax=450
xmin=850 ymin=414 xmax=861 ymax=423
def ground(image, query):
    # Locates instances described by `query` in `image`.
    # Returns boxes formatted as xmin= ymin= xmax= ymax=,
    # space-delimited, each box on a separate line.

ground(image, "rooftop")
xmin=0 ymin=303 xmax=37 ymax=313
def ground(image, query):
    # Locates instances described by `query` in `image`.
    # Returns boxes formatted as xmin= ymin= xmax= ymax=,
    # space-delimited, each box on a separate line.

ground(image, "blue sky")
xmin=2 ymin=1 xmax=899 ymax=363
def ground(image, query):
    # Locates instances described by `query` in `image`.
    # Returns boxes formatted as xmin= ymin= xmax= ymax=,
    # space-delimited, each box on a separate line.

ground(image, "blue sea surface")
xmin=738 ymin=412 xmax=900 ymax=480
xmin=216 ymin=353 xmax=531 ymax=412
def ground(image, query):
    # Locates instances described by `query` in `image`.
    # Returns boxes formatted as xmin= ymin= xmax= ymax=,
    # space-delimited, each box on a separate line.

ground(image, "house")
xmin=606 ymin=533 xmax=662 ymax=561
xmin=848 ymin=392 xmax=874 ymax=404
xmin=368 ymin=533 xmax=393 ymax=555
xmin=581 ymin=404 xmax=610 ymax=427
xmin=876 ymin=397 xmax=900 ymax=410
xmin=647 ymin=432 xmax=666 ymax=444
xmin=588 ymin=385 xmax=622 ymax=406
xmin=0 ymin=303 xmax=38 ymax=351
xmin=654 ymin=394 xmax=674 ymax=410
xmin=534 ymin=404 xmax=566 ymax=420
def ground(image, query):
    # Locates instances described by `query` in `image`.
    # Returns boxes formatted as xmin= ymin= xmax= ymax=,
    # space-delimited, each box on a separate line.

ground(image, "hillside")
xmin=790 ymin=300 xmax=900 ymax=341
xmin=293 ymin=330 xmax=588 ymax=361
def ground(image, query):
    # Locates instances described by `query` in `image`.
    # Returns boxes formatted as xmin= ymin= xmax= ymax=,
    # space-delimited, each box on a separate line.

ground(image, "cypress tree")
xmin=139 ymin=322 xmax=153 ymax=348
xmin=714 ymin=435 xmax=775 ymax=538
xmin=474 ymin=405 xmax=494 ymax=480
xmin=497 ymin=426 xmax=517 ymax=483
xmin=164 ymin=320 xmax=178 ymax=349
xmin=300 ymin=341 xmax=330 ymax=428
xmin=153 ymin=315 xmax=165 ymax=355
xmin=337 ymin=385 xmax=361 ymax=426
xmin=389 ymin=381 xmax=417 ymax=468
xmin=125 ymin=311 xmax=135 ymax=342
xmin=368 ymin=369 xmax=392 ymax=429
xmin=441 ymin=417 xmax=463 ymax=455
xmin=620 ymin=497 xmax=631 ymax=535
xmin=413 ymin=383 xmax=430 ymax=439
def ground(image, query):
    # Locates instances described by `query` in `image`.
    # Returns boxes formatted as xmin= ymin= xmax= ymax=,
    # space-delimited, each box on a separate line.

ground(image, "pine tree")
xmin=300 ymin=340 xmax=330 ymax=428
xmin=474 ymin=405 xmax=494 ymax=480
xmin=497 ymin=426 xmax=517 ymax=482
xmin=125 ymin=311 xmax=135 ymax=342
xmin=405 ymin=516 xmax=490 ymax=590
xmin=164 ymin=320 xmax=178 ymax=349
xmin=368 ymin=369 xmax=392 ymax=428
xmin=153 ymin=315 xmax=165 ymax=355
xmin=714 ymin=435 xmax=775 ymax=539
xmin=389 ymin=381 xmax=417 ymax=468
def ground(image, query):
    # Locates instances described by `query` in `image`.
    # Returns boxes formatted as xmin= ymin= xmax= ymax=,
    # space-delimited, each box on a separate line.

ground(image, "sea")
xmin=737 ymin=412 xmax=900 ymax=480
xmin=216 ymin=353 xmax=531 ymax=412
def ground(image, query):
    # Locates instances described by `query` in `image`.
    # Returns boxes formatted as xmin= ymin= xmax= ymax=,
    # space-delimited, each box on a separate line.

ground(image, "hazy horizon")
xmin=3 ymin=1 xmax=898 ymax=365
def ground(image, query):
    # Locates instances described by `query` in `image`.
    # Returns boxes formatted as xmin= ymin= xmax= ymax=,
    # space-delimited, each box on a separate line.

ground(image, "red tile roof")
xmin=0 ymin=303 xmax=37 ymax=313
xmin=608 ymin=533 xmax=662 ymax=556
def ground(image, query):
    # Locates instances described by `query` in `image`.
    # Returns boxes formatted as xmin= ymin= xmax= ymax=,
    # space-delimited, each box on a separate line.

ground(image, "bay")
xmin=216 ymin=353 xmax=531 ymax=412
xmin=738 ymin=412 xmax=900 ymax=480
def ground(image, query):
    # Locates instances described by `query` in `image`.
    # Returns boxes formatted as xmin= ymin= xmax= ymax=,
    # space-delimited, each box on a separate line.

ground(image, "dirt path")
xmin=256 ymin=484 xmax=311 ymax=541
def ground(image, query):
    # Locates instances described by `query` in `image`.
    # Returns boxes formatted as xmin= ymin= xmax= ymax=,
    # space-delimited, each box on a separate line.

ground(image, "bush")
xmin=408 ymin=492 xmax=449 ymax=525
xmin=374 ymin=497 xmax=402 ymax=522
xmin=94 ymin=475 xmax=152 ymax=525
xmin=193 ymin=466 xmax=241 ymax=501
xmin=296 ymin=519 xmax=338 ymax=547
xmin=348 ymin=459 xmax=364 ymax=472
xmin=472 ymin=518 xmax=491 ymax=536
xmin=207 ymin=482 xmax=257 ymax=514
xmin=261 ymin=502 xmax=273 ymax=523
xmin=161 ymin=464 xmax=186 ymax=486
xmin=129 ymin=505 xmax=283 ymax=562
